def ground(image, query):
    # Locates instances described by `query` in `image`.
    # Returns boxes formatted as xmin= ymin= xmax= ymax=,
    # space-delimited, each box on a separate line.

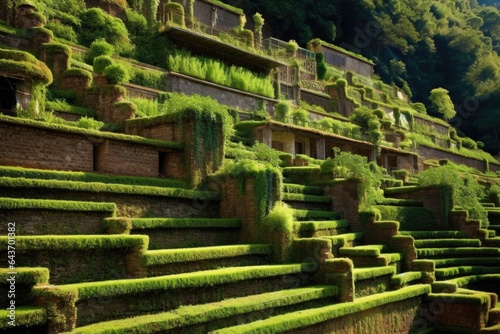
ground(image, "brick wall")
xmin=166 ymin=72 xmax=277 ymax=113
xmin=195 ymin=0 xmax=241 ymax=31
xmin=0 ymin=122 xmax=94 ymax=171
xmin=417 ymin=145 xmax=486 ymax=172
xmin=0 ymin=120 xmax=185 ymax=180
xmin=325 ymin=179 xmax=361 ymax=231
xmin=301 ymin=90 xmax=337 ymax=114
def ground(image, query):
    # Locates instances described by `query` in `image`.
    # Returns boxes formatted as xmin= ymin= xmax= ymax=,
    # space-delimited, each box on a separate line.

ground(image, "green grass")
xmin=0 ymin=235 xmax=148 ymax=251
xmin=0 ymin=197 xmax=116 ymax=212
xmin=353 ymin=266 xmax=396 ymax=281
xmin=65 ymin=286 xmax=337 ymax=334
xmin=399 ymin=231 xmax=468 ymax=239
xmin=0 ymin=177 xmax=218 ymax=200
xmin=0 ymin=166 xmax=188 ymax=189
xmin=0 ymin=306 xmax=46 ymax=329
xmin=413 ymin=239 xmax=481 ymax=248
xmin=425 ymin=292 xmax=490 ymax=305
xmin=417 ymin=247 xmax=500 ymax=258
xmin=292 ymin=209 xmax=339 ymax=220
xmin=298 ymin=220 xmax=350 ymax=232
xmin=282 ymin=183 xmax=325 ymax=195
xmin=0 ymin=268 xmax=49 ymax=285
xmin=433 ymin=257 xmax=500 ymax=267
xmin=374 ymin=198 xmax=423 ymax=207
xmin=321 ymin=232 xmax=364 ymax=246
xmin=141 ymin=244 xmax=272 ymax=265
xmin=449 ymin=274 xmax=500 ymax=287
xmin=48 ymin=264 xmax=316 ymax=301
xmin=129 ymin=218 xmax=241 ymax=230
xmin=391 ymin=271 xmax=425 ymax=286
xmin=339 ymin=245 xmax=387 ymax=257
xmin=213 ymin=285 xmax=430 ymax=333
xmin=282 ymin=193 xmax=332 ymax=203
xmin=435 ymin=266 xmax=500 ymax=279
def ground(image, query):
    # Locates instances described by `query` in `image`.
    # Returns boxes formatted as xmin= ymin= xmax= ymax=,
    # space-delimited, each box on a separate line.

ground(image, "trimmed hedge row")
xmin=141 ymin=244 xmax=272 ymax=265
xmin=103 ymin=218 xmax=241 ymax=232
xmin=292 ymin=209 xmax=339 ymax=220
xmin=425 ymin=292 xmax=490 ymax=305
xmin=0 ymin=177 xmax=218 ymax=200
xmin=374 ymin=205 xmax=436 ymax=231
xmin=0 ymin=197 xmax=116 ymax=212
xmin=339 ymin=245 xmax=387 ymax=257
xmin=374 ymin=198 xmax=423 ymax=207
xmin=0 ymin=306 xmax=46 ymax=329
xmin=299 ymin=220 xmax=350 ymax=232
xmin=413 ymin=239 xmax=481 ymax=248
xmin=0 ymin=166 xmax=188 ymax=189
xmin=282 ymin=184 xmax=325 ymax=195
xmin=417 ymin=247 xmax=500 ymax=257
xmin=449 ymin=274 xmax=500 ymax=287
xmin=0 ymin=267 xmax=49 ymax=285
xmin=435 ymin=266 xmax=500 ymax=279
xmin=67 ymin=286 xmax=338 ymax=334
xmin=399 ymin=231 xmax=468 ymax=239
xmin=53 ymin=264 xmax=316 ymax=300
xmin=213 ymin=285 xmax=431 ymax=333
xmin=282 ymin=193 xmax=332 ymax=203
xmin=433 ymin=257 xmax=500 ymax=268
xmin=0 ymin=235 xmax=148 ymax=251
xmin=353 ymin=266 xmax=396 ymax=281
xmin=321 ymin=232 xmax=364 ymax=246
xmin=391 ymin=271 xmax=426 ymax=286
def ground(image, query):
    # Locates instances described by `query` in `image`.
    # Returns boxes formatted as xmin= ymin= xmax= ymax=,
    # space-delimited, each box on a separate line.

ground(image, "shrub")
xmin=103 ymin=64 xmax=130 ymax=84
xmin=45 ymin=20 xmax=78 ymax=43
xmin=461 ymin=137 xmax=478 ymax=150
xmin=260 ymin=202 xmax=297 ymax=262
xmin=86 ymin=39 xmax=114 ymax=64
xmin=274 ymin=101 xmax=291 ymax=122
xmin=93 ymin=55 xmax=114 ymax=74
xmin=411 ymin=102 xmax=427 ymax=114
xmin=291 ymin=108 xmax=309 ymax=126
xmin=125 ymin=8 xmax=148 ymax=35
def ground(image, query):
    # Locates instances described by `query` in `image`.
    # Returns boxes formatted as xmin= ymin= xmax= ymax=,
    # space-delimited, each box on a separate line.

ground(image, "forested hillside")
xmin=237 ymin=0 xmax=500 ymax=154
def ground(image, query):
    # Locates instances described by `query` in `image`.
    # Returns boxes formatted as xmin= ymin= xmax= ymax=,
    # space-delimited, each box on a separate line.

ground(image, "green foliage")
xmin=0 ymin=197 xmax=116 ymax=212
xmin=0 ymin=267 xmax=49 ymax=285
xmin=275 ymin=100 xmax=292 ymax=122
xmin=0 ymin=166 xmax=188 ymax=188
xmin=45 ymin=20 xmax=78 ymax=43
xmin=167 ymin=49 xmax=274 ymax=98
xmin=315 ymin=53 xmax=328 ymax=80
xmin=93 ymin=55 xmax=114 ymax=74
xmin=0 ymin=307 xmax=46 ymax=329
xmin=428 ymin=87 xmax=456 ymax=120
xmin=0 ymin=48 xmax=53 ymax=84
xmin=129 ymin=218 xmax=240 ymax=230
xmin=103 ymin=63 xmax=130 ymax=84
xmin=411 ymin=102 xmax=427 ymax=114
xmin=251 ymin=142 xmax=282 ymax=167
xmin=461 ymin=137 xmax=478 ymax=150
xmin=86 ymin=38 xmax=115 ymax=64
xmin=418 ymin=166 xmax=488 ymax=227
xmin=125 ymin=8 xmax=148 ymax=35
xmin=290 ymin=108 xmax=309 ymax=126
xmin=79 ymin=8 xmax=134 ymax=56
xmin=374 ymin=205 xmax=436 ymax=231
xmin=351 ymin=106 xmax=383 ymax=153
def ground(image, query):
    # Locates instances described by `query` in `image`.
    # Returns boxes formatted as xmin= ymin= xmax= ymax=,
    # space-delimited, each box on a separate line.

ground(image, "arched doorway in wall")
xmin=0 ymin=76 xmax=17 ymax=113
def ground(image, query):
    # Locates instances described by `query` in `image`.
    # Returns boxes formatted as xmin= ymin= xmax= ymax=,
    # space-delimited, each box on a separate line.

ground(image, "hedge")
xmin=433 ymin=257 xmax=500 ymax=267
xmin=374 ymin=198 xmax=423 ymax=207
xmin=299 ymin=220 xmax=350 ymax=232
xmin=141 ymin=244 xmax=272 ymax=265
xmin=0 ymin=48 xmax=52 ymax=84
xmin=0 ymin=267 xmax=49 ymax=285
xmin=321 ymin=232 xmax=364 ymax=246
xmin=374 ymin=205 xmax=436 ymax=231
xmin=67 ymin=286 xmax=337 ymax=334
xmin=0 ymin=177 xmax=218 ymax=201
xmin=127 ymin=218 xmax=241 ymax=230
xmin=55 ymin=263 xmax=316 ymax=300
xmin=413 ymin=239 xmax=481 ymax=248
xmin=0 ymin=197 xmax=116 ymax=212
xmin=399 ymin=230 xmax=468 ymax=239
xmin=293 ymin=209 xmax=339 ymax=220
xmin=417 ymin=247 xmax=499 ymax=258
xmin=0 ymin=235 xmax=148 ymax=251
xmin=390 ymin=271 xmax=425 ymax=286
xmin=353 ymin=266 xmax=396 ymax=281
xmin=425 ymin=292 xmax=490 ymax=305
xmin=435 ymin=266 xmax=500 ymax=279
xmin=282 ymin=193 xmax=332 ymax=203
xmin=0 ymin=166 xmax=188 ymax=189
xmin=449 ymin=274 xmax=500 ymax=287
xmin=339 ymin=245 xmax=385 ymax=257
xmin=213 ymin=285 xmax=431 ymax=333
xmin=282 ymin=183 xmax=325 ymax=195
xmin=0 ymin=306 xmax=46 ymax=329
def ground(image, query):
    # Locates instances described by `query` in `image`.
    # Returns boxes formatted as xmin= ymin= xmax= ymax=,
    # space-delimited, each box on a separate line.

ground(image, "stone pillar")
xmin=261 ymin=126 xmax=272 ymax=148
xmin=316 ymin=138 xmax=326 ymax=160
xmin=325 ymin=178 xmax=361 ymax=231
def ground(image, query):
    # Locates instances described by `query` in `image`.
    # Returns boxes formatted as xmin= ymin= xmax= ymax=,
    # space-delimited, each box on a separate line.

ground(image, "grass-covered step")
xmin=142 ymin=244 xmax=273 ymax=276
xmin=0 ymin=235 xmax=148 ymax=284
xmin=339 ymin=244 xmax=388 ymax=257
xmin=482 ymin=203 xmax=496 ymax=208
xmin=433 ymin=257 xmax=500 ymax=268
xmin=399 ymin=230 xmax=469 ymax=239
xmin=298 ymin=219 xmax=350 ymax=237
xmin=375 ymin=198 xmax=424 ymax=207
xmin=0 ymin=166 xmax=189 ymax=188
xmin=44 ymin=263 xmax=316 ymax=326
xmin=353 ymin=266 xmax=397 ymax=297
xmin=448 ymin=274 xmax=500 ymax=288
xmin=211 ymin=284 xmax=431 ymax=334
xmin=435 ymin=266 xmax=500 ymax=279
xmin=282 ymin=183 xmax=325 ymax=195
xmin=292 ymin=209 xmax=340 ymax=221
xmin=321 ymin=232 xmax=364 ymax=257
xmin=66 ymin=286 xmax=338 ymax=334
xmin=0 ymin=198 xmax=116 ymax=235
xmin=0 ymin=268 xmax=49 ymax=308
xmin=416 ymin=247 xmax=500 ymax=258
xmin=0 ymin=306 xmax=47 ymax=331
xmin=283 ymin=193 xmax=332 ymax=211
xmin=391 ymin=271 xmax=432 ymax=289
xmin=0 ymin=177 xmax=217 ymax=201
xmin=104 ymin=217 xmax=242 ymax=249
xmin=414 ymin=239 xmax=482 ymax=248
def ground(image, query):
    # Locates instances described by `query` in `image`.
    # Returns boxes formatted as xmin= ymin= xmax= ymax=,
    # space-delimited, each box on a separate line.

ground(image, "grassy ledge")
xmin=353 ymin=266 xmax=396 ymax=281
xmin=66 ymin=286 xmax=338 ymax=334
xmin=0 ymin=197 xmax=116 ymax=212
xmin=299 ymin=220 xmax=350 ymax=232
xmin=211 ymin=285 xmax=431 ymax=334
xmin=0 ymin=267 xmax=50 ymax=285
xmin=142 ymin=244 xmax=272 ymax=265
xmin=282 ymin=184 xmax=325 ymax=195
xmin=51 ymin=264 xmax=315 ymax=300
xmin=0 ymin=306 xmax=46 ymax=329
xmin=131 ymin=218 xmax=241 ymax=230
xmin=283 ymin=193 xmax=332 ymax=203
xmin=391 ymin=271 xmax=425 ymax=286
xmin=0 ymin=177 xmax=218 ymax=201
xmin=292 ymin=209 xmax=339 ymax=220
xmin=0 ymin=235 xmax=149 ymax=251
xmin=0 ymin=166 xmax=188 ymax=189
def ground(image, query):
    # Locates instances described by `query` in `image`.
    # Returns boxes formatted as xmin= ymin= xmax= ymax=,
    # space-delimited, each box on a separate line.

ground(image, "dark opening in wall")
xmin=295 ymin=141 xmax=304 ymax=155
xmin=159 ymin=151 xmax=168 ymax=177
xmin=0 ymin=76 xmax=17 ymax=113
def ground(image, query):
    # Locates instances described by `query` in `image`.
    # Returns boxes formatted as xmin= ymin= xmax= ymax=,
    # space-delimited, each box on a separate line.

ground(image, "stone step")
xmin=433 ymin=257 xmax=500 ymax=268
xmin=399 ymin=231 xmax=469 ymax=239
xmin=282 ymin=183 xmax=325 ymax=196
xmin=0 ymin=306 xmax=47 ymax=332
xmin=142 ymin=244 xmax=273 ymax=276
xmin=292 ymin=209 xmax=340 ymax=222
xmin=0 ymin=268 xmax=49 ymax=308
xmin=416 ymin=247 xmax=500 ymax=258
xmin=67 ymin=286 xmax=338 ymax=334
xmin=298 ymin=220 xmax=350 ymax=238
xmin=435 ymin=266 xmax=500 ymax=279
xmin=414 ymin=238 xmax=481 ymax=248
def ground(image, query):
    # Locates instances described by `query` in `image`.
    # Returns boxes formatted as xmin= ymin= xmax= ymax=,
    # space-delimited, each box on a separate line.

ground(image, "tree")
xmin=429 ymin=87 xmax=456 ymax=120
